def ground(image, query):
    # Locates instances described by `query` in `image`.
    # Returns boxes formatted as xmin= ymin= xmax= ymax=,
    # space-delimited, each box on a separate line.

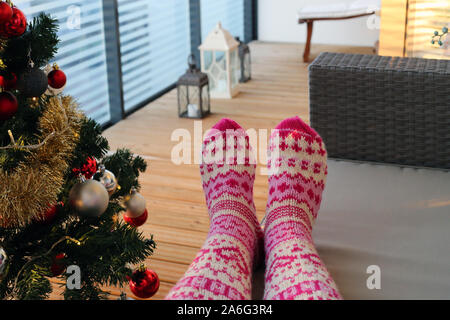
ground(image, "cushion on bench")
xmin=298 ymin=0 xmax=380 ymax=20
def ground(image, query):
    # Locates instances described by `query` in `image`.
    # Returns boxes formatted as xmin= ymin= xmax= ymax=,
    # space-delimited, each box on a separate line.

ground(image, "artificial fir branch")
xmin=69 ymin=118 xmax=109 ymax=169
xmin=7 ymin=236 xmax=80 ymax=300
xmin=16 ymin=264 xmax=51 ymax=300
xmin=2 ymin=13 xmax=58 ymax=73
xmin=100 ymin=149 xmax=147 ymax=198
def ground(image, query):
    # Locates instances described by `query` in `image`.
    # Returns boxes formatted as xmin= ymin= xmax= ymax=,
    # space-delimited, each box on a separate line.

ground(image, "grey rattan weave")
xmin=309 ymin=52 xmax=450 ymax=169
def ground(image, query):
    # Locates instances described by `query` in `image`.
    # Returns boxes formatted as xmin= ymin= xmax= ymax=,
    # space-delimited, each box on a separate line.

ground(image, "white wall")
xmin=258 ymin=0 xmax=379 ymax=46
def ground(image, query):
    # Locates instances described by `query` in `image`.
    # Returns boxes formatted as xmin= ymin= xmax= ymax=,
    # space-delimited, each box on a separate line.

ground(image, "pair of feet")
xmin=166 ymin=116 xmax=342 ymax=300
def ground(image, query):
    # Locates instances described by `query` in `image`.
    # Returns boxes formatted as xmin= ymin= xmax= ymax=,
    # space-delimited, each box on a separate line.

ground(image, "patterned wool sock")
xmin=263 ymin=116 xmax=342 ymax=300
xmin=165 ymin=118 xmax=263 ymax=300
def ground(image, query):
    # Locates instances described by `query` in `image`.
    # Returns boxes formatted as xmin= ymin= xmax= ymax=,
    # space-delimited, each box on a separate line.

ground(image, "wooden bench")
xmin=298 ymin=0 xmax=380 ymax=62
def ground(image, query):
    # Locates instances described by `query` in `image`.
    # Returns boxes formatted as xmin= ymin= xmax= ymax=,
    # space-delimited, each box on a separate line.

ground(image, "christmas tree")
xmin=0 ymin=4 xmax=156 ymax=299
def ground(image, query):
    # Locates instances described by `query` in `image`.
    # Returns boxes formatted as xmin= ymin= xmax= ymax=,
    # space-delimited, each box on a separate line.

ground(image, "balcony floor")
xmin=50 ymin=41 xmax=373 ymax=299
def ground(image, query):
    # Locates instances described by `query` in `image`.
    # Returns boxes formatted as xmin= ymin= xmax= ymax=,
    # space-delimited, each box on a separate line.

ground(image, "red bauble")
xmin=72 ymin=157 xmax=97 ymax=179
xmin=0 ymin=91 xmax=18 ymax=121
xmin=48 ymin=69 xmax=66 ymax=89
xmin=37 ymin=202 xmax=63 ymax=224
xmin=123 ymin=209 xmax=148 ymax=227
xmin=0 ymin=7 xmax=26 ymax=38
xmin=50 ymin=253 xmax=66 ymax=277
xmin=128 ymin=267 xmax=159 ymax=299
xmin=0 ymin=2 xmax=12 ymax=24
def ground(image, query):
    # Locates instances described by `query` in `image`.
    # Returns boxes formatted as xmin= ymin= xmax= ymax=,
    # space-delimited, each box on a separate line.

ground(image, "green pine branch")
xmin=2 ymin=13 xmax=59 ymax=73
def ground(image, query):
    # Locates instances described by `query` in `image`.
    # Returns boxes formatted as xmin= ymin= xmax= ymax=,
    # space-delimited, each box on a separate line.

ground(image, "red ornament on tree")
xmin=72 ymin=157 xmax=97 ymax=179
xmin=48 ymin=65 xmax=66 ymax=89
xmin=123 ymin=209 xmax=148 ymax=227
xmin=37 ymin=202 xmax=63 ymax=224
xmin=0 ymin=91 xmax=18 ymax=121
xmin=0 ymin=7 xmax=26 ymax=38
xmin=50 ymin=253 xmax=66 ymax=277
xmin=128 ymin=265 xmax=159 ymax=299
xmin=0 ymin=2 xmax=12 ymax=25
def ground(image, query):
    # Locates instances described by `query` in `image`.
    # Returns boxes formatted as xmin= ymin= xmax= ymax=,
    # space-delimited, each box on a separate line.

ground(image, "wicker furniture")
xmin=309 ymin=52 xmax=450 ymax=169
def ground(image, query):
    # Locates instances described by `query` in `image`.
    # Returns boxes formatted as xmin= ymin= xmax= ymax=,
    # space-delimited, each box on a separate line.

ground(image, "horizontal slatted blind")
xmin=17 ymin=0 xmax=112 ymax=124
xmin=117 ymin=0 xmax=191 ymax=111
xmin=200 ymin=0 xmax=244 ymax=41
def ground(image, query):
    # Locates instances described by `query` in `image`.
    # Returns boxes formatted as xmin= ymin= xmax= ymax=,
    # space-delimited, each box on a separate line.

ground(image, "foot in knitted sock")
xmin=263 ymin=116 xmax=342 ymax=300
xmin=165 ymin=118 xmax=263 ymax=300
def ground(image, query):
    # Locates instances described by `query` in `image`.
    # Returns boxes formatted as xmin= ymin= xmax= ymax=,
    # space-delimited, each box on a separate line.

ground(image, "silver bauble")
xmin=69 ymin=178 xmax=109 ymax=217
xmin=0 ymin=247 xmax=7 ymax=275
xmin=98 ymin=165 xmax=118 ymax=196
xmin=124 ymin=188 xmax=146 ymax=218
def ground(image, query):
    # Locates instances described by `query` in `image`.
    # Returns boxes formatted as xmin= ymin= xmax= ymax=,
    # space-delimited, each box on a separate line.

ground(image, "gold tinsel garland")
xmin=0 ymin=96 xmax=83 ymax=228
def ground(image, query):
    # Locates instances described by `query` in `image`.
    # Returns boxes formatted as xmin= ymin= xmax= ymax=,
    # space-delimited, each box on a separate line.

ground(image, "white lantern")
xmin=199 ymin=22 xmax=240 ymax=99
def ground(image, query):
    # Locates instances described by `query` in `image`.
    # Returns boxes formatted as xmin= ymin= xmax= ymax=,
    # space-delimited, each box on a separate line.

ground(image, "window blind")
xmin=17 ymin=0 xmax=112 ymax=124
xmin=200 ymin=0 xmax=245 ymax=41
xmin=117 ymin=0 xmax=191 ymax=112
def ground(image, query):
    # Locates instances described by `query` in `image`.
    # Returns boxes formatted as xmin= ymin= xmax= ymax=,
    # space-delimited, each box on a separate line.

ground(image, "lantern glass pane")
xmin=217 ymin=72 xmax=228 ymax=93
xmin=204 ymin=51 xmax=213 ymax=70
xmin=215 ymin=51 xmax=226 ymax=69
xmin=178 ymin=85 xmax=188 ymax=117
xmin=201 ymin=85 xmax=210 ymax=113
xmin=209 ymin=76 xmax=216 ymax=92
xmin=243 ymin=52 xmax=251 ymax=79
xmin=179 ymin=85 xmax=202 ymax=118
xmin=187 ymin=85 xmax=201 ymax=118
xmin=187 ymin=86 xmax=200 ymax=108
xmin=205 ymin=50 xmax=228 ymax=95
xmin=230 ymin=50 xmax=240 ymax=88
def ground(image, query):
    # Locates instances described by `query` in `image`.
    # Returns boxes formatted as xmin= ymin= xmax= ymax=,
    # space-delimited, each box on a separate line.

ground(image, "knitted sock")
xmin=165 ymin=118 xmax=263 ymax=300
xmin=263 ymin=116 xmax=342 ymax=300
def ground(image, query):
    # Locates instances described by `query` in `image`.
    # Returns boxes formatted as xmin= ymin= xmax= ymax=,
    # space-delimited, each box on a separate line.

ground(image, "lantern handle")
xmin=188 ymin=54 xmax=197 ymax=72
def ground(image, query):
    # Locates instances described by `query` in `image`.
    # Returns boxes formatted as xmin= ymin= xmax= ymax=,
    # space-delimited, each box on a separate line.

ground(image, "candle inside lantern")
xmin=187 ymin=104 xmax=200 ymax=118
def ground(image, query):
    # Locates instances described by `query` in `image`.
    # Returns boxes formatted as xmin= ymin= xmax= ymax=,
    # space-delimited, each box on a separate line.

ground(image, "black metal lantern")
xmin=177 ymin=54 xmax=210 ymax=118
xmin=236 ymin=37 xmax=251 ymax=83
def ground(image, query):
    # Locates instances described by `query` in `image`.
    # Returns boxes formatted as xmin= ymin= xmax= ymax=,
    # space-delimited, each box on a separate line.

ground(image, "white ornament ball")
xmin=125 ymin=189 xmax=146 ymax=218
xmin=69 ymin=178 xmax=109 ymax=217
xmin=45 ymin=85 xmax=65 ymax=96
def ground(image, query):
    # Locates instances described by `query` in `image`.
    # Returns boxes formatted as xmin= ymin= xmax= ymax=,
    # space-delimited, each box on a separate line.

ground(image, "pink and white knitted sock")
xmin=165 ymin=118 xmax=263 ymax=300
xmin=263 ymin=116 xmax=342 ymax=300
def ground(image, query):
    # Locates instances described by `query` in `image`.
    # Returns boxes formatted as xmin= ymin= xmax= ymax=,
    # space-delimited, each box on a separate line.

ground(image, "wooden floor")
xmin=49 ymin=42 xmax=372 ymax=299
